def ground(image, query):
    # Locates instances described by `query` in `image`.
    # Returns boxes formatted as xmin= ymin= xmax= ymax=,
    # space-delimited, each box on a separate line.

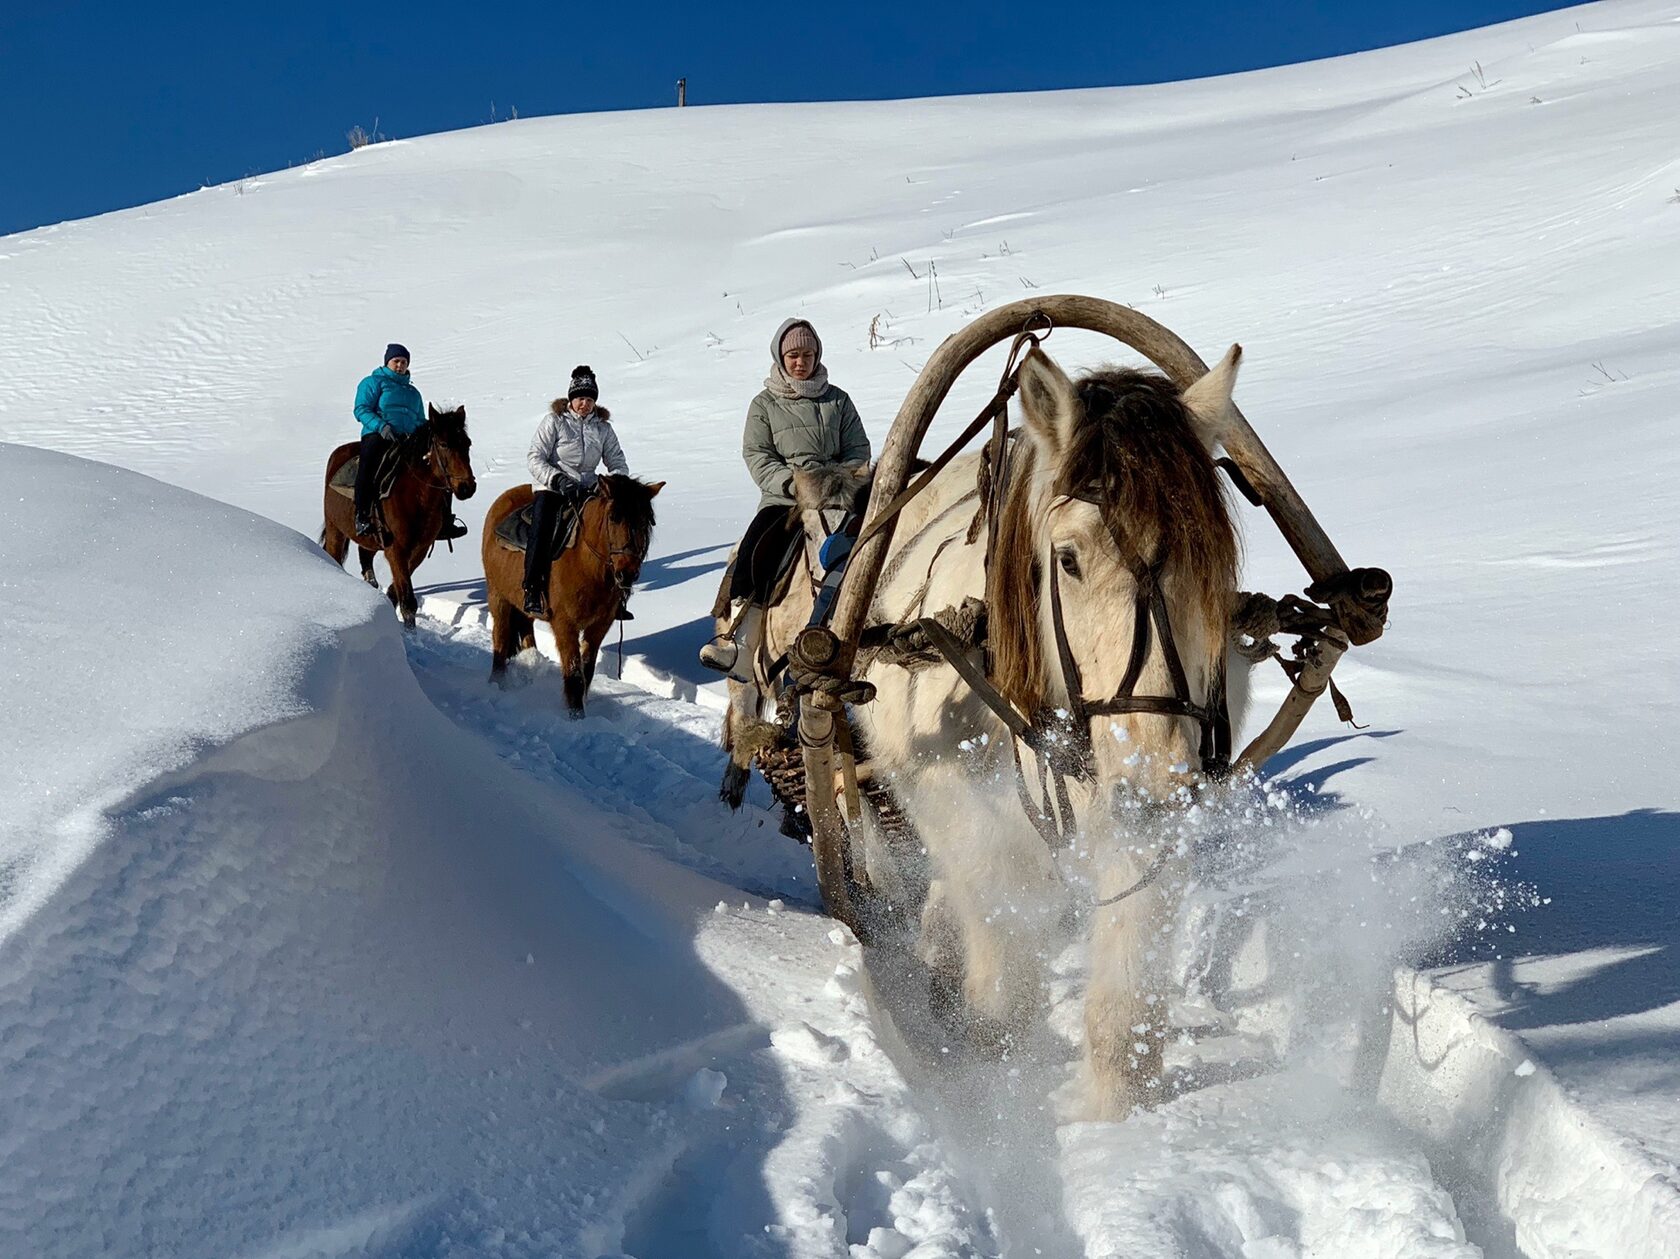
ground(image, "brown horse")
xmin=321 ymin=404 xmax=478 ymax=628
xmin=482 ymin=475 xmax=663 ymax=716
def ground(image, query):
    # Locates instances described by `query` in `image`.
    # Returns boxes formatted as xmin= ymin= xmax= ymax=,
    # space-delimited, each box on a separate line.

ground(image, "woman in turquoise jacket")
xmin=351 ymin=344 xmax=467 ymax=540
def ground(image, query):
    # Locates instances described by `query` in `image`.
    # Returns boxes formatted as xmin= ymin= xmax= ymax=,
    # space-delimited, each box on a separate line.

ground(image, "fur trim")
xmin=549 ymin=399 xmax=612 ymax=422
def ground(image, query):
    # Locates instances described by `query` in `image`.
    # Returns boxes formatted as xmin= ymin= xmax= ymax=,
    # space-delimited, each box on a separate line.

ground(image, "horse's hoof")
xmin=719 ymin=763 xmax=750 ymax=810
xmin=566 ymin=707 xmax=586 ymax=721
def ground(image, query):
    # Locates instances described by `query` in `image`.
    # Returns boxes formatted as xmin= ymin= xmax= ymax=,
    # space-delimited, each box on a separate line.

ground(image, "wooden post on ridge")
xmin=676 ymin=78 xmax=687 ymax=107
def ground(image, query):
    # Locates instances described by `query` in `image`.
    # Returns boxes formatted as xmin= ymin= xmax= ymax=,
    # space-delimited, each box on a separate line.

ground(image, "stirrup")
xmin=439 ymin=515 xmax=469 ymax=541
xmin=522 ymin=587 xmax=548 ymax=617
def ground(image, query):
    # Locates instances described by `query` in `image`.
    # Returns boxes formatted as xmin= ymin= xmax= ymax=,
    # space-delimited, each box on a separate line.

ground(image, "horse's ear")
xmin=644 ymin=480 xmax=666 ymax=497
xmin=427 ymin=403 xmax=439 ymax=420
xmin=1181 ymin=343 xmax=1242 ymax=450
xmin=1017 ymin=347 xmax=1078 ymax=459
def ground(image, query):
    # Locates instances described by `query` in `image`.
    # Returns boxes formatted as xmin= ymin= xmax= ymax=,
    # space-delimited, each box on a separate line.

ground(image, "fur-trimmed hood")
xmin=549 ymin=400 xmax=612 ymax=423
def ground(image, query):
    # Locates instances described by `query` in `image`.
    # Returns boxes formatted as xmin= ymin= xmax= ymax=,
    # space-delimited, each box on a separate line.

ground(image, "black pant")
xmin=523 ymin=487 xmax=578 ymax=591
xmin=729 ymin=504 xmax=804 ymax=603
xmin=353 ymin=432 xmax=391 ymax=518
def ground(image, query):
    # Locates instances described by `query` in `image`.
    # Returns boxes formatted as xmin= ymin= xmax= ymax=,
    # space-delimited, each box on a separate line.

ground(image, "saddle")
xmin=492 ymin=497 xmax=583 ymax=555
xmin=328 ymin=440 xmax=412 ymax=502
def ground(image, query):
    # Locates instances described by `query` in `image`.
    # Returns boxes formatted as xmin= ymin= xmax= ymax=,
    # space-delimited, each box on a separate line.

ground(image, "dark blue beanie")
xmin=384 ymin=343 xmax=411 ymax=365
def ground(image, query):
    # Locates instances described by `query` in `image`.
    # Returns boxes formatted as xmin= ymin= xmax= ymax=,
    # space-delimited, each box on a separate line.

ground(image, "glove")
xmin=378 ymin=423 xmax=397 ymax=441
xmin=579 ymin=471 xmax=599 ymax=491
xmin=549 ymin=473 xmax=576 ymax=494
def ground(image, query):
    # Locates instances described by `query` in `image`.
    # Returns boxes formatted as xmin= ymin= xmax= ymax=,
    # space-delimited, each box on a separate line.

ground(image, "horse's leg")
xmin=358 ymin=546 xmax=379 ymax=589
xmin=386 ymin=539 xmax=421 ymax=629
xmin=321 ymin=517 xmax=350 ymax=568
xmin=579 ymin=617 xmax=611 ymax=695
xmin=1083 ymin=875 xmax=1171 ymax=1120
xmin=719 ymin=675 xmax=772 ymax=810
xmin=552 ymin=616 xmax=587 ymax=717
xmin=488 ymin=589 xmax=528 ymax=684
xmin=906 ymin=769 xmax=1052 ymax=1051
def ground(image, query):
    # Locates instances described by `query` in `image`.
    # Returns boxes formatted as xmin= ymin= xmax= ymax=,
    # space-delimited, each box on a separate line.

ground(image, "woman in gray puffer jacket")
xmin=522 ymin=365 xmax=632 ymax=615
xmin=700 ymin=318 xmax=870 ymax=677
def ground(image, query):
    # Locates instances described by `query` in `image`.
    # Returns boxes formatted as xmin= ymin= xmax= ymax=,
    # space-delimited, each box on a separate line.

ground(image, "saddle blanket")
xmin=327 ymin=453 xmax=401 ymax=501
xmin=492 ymin=499 xmax=581 ymax=554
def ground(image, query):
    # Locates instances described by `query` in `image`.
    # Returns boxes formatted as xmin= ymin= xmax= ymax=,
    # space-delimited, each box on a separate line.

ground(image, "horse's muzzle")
xmin=456 ymin=479 xmax=478 ymax=500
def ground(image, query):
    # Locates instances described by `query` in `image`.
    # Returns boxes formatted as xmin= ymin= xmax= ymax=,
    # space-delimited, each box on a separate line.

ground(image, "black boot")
xmin=522 ymin=583 xmax=548 ymax=617
xmin=439 ymin=514 xmax=469 ymax=541
xmin=614 ymin=596 xmax=634 ymax=622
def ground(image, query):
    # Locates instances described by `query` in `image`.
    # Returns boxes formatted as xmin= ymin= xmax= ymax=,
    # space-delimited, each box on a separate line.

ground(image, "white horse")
xmin=717 ymin=464 xmax=872 ymax=831
xmin=847 ymin=344 xmax=1251 ymax=1119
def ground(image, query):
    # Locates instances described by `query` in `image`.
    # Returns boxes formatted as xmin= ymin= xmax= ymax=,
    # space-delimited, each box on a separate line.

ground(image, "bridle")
xmin=578 ymin=490 xmax=648 ymax=600
xmin=1016 ymin=488 xmax=1231 ymax=848
xmin=408 ymin=422 xmax=473 ymax=496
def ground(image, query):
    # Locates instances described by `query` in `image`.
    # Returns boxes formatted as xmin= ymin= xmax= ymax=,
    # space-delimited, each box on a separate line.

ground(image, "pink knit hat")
xmin=779 ymin=323 xmax=820 ymax=358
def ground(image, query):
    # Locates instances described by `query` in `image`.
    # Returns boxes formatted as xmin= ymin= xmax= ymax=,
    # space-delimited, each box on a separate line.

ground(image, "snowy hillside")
xmin=2 ymin=0 xmax=1678 ymax=1255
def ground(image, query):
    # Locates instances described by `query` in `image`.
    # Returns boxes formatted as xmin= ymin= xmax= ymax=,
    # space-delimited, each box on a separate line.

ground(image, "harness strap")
xmin=914 ymin=614 xmax=1037 ymax=746
xmin=852 ymin=382 xmax=1017 ymax=557
xmin=851 ymin=323 xmax=1048 ymax=560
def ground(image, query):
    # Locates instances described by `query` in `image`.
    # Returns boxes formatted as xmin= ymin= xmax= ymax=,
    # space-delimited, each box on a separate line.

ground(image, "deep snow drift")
xmin=3 ymin=0 xmax=1679 ymax=1253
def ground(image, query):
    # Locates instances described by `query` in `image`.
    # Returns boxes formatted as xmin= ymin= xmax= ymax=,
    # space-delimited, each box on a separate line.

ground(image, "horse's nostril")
xmin=458 ymin=481 xmax=477 ymax=499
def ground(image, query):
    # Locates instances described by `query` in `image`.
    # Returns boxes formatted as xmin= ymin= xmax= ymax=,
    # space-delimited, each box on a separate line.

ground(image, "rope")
xmin=857 ymin=596 xmax=988 ymax=670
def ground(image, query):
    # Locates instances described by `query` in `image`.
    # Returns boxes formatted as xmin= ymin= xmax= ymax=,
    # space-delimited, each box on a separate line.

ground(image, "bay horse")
xmin=481 ymin=475 xmax=663 ymax=716
xmin=321 ymin=404 xmax=477 ymax=627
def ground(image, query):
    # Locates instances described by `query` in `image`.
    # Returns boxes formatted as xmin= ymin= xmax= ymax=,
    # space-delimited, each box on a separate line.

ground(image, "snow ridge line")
xmin=1377 ymin=967 xmax=1680 ymax=1258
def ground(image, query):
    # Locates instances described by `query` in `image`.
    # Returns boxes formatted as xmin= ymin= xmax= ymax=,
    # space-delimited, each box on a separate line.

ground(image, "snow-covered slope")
xmin=2 ymin=0 xmax=1678 ymax=1254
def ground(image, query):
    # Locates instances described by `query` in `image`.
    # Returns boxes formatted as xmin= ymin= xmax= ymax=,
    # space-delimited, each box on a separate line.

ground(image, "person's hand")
xmin=379 ymin=423 xmax=397 ymax=441
xmin=550 ymin=473 xmax=575 ymax=494
xmin=579 ymin=471 xmax=599 ymax=491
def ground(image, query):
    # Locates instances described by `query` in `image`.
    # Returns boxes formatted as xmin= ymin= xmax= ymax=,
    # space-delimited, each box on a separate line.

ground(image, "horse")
xmin=481 ymin=475 xmax=663 ymax=717
xmin=321 ymin=404 xmax=478 ymax=628
xmin=717 ymin=463 xmax=872 ymax=826
xmin=753 ymin=343 xmax=1251 ymax=1119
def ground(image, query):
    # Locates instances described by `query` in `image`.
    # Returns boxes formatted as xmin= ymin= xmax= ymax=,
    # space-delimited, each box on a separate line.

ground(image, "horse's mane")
xmin=597 ymin=474 xmax=658 ymax=552
xmin=426 ymin=404 xmax=469 ymax=443
xmin=987 ymin=367 xmax=1238 ymax=713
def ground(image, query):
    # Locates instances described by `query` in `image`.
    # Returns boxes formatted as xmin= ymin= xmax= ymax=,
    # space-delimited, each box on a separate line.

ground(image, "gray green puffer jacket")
xmin=743 ymin=387 xmax=870 ymax=507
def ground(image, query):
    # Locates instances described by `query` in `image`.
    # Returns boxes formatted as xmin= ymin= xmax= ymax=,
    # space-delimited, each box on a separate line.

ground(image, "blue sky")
xmin=0 ymin=1 xmax=1579 ymax=237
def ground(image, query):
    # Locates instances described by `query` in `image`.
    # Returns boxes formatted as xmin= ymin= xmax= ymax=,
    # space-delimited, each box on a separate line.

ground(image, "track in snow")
xmin=404 ymin=614 xmax=1525 ymax=1258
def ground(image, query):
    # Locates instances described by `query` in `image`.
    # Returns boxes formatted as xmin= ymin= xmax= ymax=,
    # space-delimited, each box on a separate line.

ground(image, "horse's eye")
xmin=1057 ymin=548 xmax=1081 ymax=580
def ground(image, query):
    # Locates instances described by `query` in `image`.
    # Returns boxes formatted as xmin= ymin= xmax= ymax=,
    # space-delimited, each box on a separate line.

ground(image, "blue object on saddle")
xmin=809 ymin=527 xmax=858 ymax=629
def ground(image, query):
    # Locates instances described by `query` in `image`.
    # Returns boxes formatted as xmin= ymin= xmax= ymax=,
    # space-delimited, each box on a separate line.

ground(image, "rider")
xmin=351 ymin=343 xmax=469 ymax=541
xmin=524 ymin=365 xmax=632 ymax=617
xmin=699 ymin=318 xmax=870 ymax=678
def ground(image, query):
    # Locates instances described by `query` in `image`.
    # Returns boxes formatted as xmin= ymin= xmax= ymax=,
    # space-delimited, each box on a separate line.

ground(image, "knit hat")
xmin=567 ymin=364 xmax=599 ymax=401
xmin=778 ymin=323 xmax=820 ymax=360
xmin=384 ymin=343 xmax=411 ymax=365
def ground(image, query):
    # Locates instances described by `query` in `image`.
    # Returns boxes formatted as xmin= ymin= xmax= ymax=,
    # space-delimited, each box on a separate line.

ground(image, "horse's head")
xmin=792 ymin=462 xmax=871 ymax=577
xmin=991 ymin=345 xmax=1243 ymax=805
xmin=425 ymin=403 xmax=477 ymax=499
xmin=592 ymin=475 xmax=664 ymax=587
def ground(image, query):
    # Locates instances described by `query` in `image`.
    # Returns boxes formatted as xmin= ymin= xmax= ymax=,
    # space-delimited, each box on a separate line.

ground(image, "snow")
xmin=3 ymin=0 xmax=1680 ymax=1254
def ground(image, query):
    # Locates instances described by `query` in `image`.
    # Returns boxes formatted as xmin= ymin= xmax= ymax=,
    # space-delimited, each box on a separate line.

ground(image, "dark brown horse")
xmin=321 ymin=404 xmax=478 ymax=627
xmin=482 ymin=475 xmax=663 ymax=716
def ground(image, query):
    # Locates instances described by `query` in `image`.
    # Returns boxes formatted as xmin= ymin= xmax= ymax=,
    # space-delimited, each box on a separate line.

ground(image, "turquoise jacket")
xmin=354 ymin=367 xmax=426 ymax=437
